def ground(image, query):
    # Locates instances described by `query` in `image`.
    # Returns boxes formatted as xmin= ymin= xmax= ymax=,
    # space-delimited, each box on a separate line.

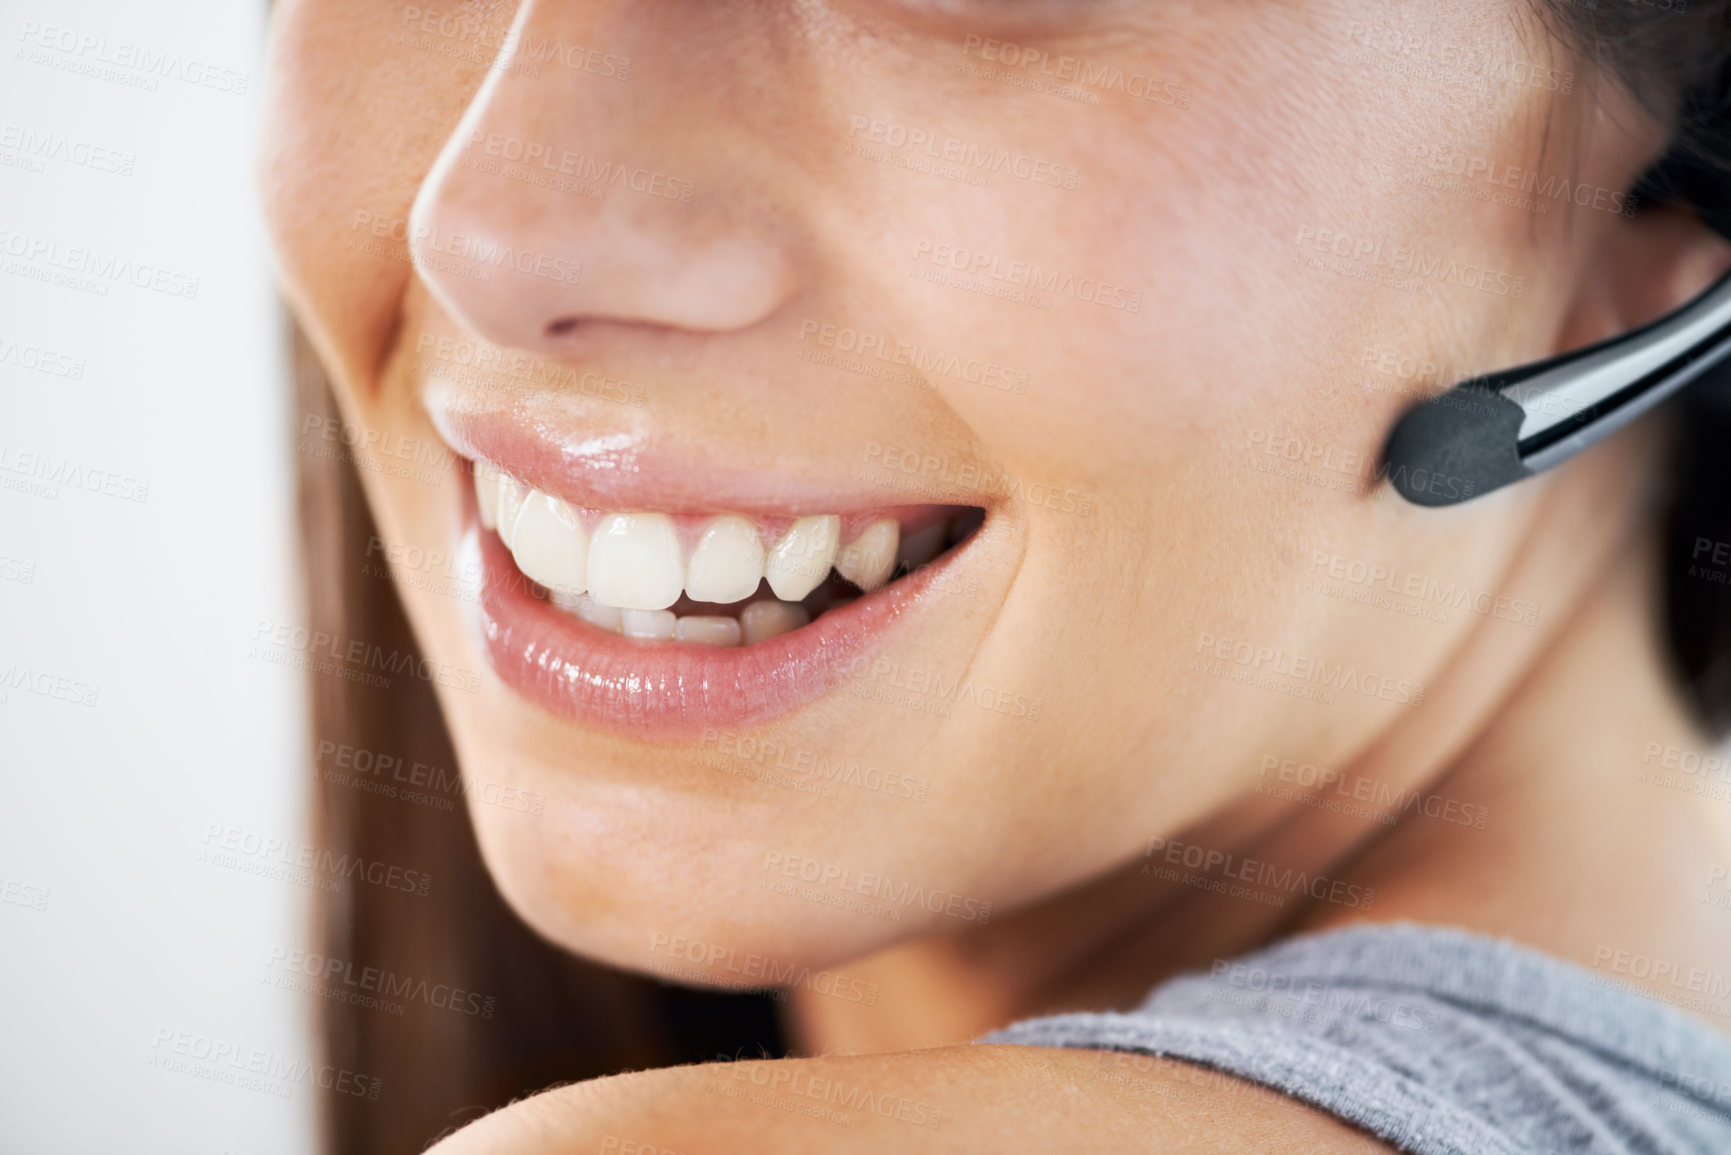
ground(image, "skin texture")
xmin=423 ymin=1046 xmax=1396 ymax=1154
xmin=259 ymin=0 xmax=1731 ymax=1149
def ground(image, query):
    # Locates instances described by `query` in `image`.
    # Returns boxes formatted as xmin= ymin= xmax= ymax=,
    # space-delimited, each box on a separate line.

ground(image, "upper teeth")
xmin=475 ymin=461 xmax=908 ymax=615
xmin=588 ymin=512 xmax=684 ymax=610
xmin=685 ymin=515 xmax=767 ymax=604
xmin=765 ymin=515 xmax=840 ymax=601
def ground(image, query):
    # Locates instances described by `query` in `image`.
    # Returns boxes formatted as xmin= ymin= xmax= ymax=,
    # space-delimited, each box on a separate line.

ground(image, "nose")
xmin=407 ymin=0 xmax=799 ymax=352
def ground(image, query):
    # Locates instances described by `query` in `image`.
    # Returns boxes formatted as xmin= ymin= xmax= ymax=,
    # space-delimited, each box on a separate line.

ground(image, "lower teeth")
xmin=675 ymin=615 xmax=742 ymax=647
xmin=526 ymin=506 xmax=984 ymax=647
xmin=549 ymin=587 xmax=815 ymax=646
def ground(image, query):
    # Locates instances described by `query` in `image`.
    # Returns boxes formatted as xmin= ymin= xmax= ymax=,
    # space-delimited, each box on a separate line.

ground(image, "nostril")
xmin=546 ymin=317 xmax=580 ymax=337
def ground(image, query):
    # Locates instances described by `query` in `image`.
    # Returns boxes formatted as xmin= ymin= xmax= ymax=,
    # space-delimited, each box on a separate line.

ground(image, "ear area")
xmin=1552 ymin=202 xmax=1731 ymax=356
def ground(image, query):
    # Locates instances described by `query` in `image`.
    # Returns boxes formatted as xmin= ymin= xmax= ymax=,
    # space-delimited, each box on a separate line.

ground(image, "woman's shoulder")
xmin=427 ymin=1043 xmax=1394 ymax=1154
xmin=426 ymin=921 xmax=1731 ymax=1153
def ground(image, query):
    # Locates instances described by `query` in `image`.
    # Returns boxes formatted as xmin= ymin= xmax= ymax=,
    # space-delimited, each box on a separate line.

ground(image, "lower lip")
xmin=472 ymin=522 xmax=950 ymax=742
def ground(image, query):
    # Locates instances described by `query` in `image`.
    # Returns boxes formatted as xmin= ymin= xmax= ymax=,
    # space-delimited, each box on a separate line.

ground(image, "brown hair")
xmin=1526 ymin=0 xmax=1731 ymax=729
xmin=293 ymin=5 xmax=1731 ymax=1152
xmin=1568 ymin=3 xmax=1731 ymax=734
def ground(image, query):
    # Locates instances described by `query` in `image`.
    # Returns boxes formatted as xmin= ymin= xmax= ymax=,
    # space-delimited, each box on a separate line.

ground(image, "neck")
xmin=786 ymin=424 xmax=1731 ymax=1055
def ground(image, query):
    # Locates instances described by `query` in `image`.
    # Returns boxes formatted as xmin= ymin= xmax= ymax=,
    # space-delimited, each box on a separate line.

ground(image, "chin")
xmin=465 ymin=797 xmax=929 ymax=986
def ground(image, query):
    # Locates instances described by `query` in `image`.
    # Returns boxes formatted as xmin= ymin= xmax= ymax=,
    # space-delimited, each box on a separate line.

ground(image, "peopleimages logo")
xmin=959 ymin=35 xmax=1192 ymax=108
xmin=249 ymin=618 xmax=483 ymax=694
xmin=149 ymin=1027 xmax=381 ymax=1100
xmin=16 ymin=21 xmax=251 ymax=94
xmin=0 ymin=663 xmax=100 ymax=707
xmin=846 ymin=116 xmax=1080 ymax=189
xmin=201 ymin=823 xmax=433 ymax=896
xmin=1408 ymin=143 xmax=1637 ymax=217
xmin=760 ymin=851 xmax=994 ymax=924
xmin=1309 ymin=550 xmax=1540 ymax=627
xmin=1193 ymin=631 xmax=1426 ymax=707
xmin=1143 ymin=837 xmax=1377 ymax=910
xmin=0 ymin=335 xmax=86 ymax=379
xmin=463 ymin=131 xmax=694 ymax=202
xmin=699 ymin=728 xmax=931 ymax=802
xmin=910 ymin=239 xmax=1142 ymax=313
xmin=1256 ymin=755 xmax=1490 ymax=830
xmin=798 ymin=320 xmax=1029 ymax=394
xmin=0 ymin=450 xmax=84 ymax=500
xmin=1 ymin=875 xmax=51 ymax=912
xmin=0 ymin=227 xmax=200 ymax=298
xmin=647 ymin=932 xmax=881 ymax=1005
xmin=1294 ymin=225 xmax=1526 ymax=299
xmin=709 ymin=1059 xmax=946 ymax=1129
xmin=267 ymin=947 xmax=497 ymax=1019
xmin=399 ymin=6 xmax=630 ymax=79
xmin=347 ymin=211 xmax=582 ymax=286
xmin=0 ymin=122 xmax=135 ymax=175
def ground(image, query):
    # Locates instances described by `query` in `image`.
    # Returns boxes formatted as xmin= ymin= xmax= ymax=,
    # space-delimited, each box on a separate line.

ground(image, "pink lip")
xmin=473 ymin=516 xmax=955 ymax=742
xmin=425 ymin=390 xmax=997 ymax=516
xmin=430 ymin=381 xmax=993 ymax=738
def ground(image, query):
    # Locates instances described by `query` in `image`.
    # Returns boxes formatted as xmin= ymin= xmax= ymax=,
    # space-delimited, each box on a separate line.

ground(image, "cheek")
xmin=924 ymin=2 xmax=1561 ymax=497
xmin=260 ymin=0 xmax=500 ymax=391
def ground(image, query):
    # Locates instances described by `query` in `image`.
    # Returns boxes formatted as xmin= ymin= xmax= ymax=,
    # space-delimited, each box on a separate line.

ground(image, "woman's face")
xmin=261 ymin=0 xmax=1651 ymax=972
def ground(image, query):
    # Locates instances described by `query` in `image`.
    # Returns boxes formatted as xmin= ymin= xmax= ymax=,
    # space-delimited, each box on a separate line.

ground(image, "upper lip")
xmin=422 ymin=377 xmax=1002 ymax=517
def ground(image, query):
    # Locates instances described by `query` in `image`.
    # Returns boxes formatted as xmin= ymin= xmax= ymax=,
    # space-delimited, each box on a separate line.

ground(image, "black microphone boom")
xmin=1384 ymin=268 xmax=1731 ymax=507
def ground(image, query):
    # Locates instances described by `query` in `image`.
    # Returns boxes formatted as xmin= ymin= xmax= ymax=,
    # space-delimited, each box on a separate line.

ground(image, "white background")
xmin=0 ymin=3 xmax=315 ymax=1152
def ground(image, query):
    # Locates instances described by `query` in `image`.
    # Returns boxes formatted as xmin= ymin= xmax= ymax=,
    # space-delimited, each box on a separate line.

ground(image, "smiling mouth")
xmin=444 ymin=428 xmax=995 ymax=738
xmin=476 ymin=459 xmax=986 ymax=647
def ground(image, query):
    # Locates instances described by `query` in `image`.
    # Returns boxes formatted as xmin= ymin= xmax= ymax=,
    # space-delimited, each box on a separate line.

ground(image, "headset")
xmin=1383 ymin=135 xmax=1731 ymax=508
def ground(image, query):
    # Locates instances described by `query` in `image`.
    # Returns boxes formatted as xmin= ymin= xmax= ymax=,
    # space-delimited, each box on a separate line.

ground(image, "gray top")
xmin=979 ymin=922 xmax=1731 ymax=1154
